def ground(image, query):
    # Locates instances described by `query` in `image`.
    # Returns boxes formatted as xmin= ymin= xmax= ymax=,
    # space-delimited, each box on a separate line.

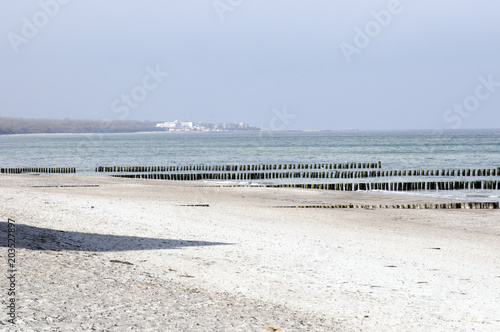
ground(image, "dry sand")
xmin=0 ymin=175 xmax=499 ymax=331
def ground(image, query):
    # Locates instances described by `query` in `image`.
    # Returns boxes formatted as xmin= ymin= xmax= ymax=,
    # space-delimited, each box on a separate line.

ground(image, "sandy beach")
xmin=1 ymin=174 xmax=499 ymax=331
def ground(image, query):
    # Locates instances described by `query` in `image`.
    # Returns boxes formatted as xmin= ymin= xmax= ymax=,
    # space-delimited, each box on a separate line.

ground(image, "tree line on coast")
xmin=0 ymin=117 xmax=163 ymax=135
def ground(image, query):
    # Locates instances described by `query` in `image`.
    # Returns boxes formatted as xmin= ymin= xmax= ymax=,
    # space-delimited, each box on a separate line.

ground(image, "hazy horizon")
xmin=2 ymin=1 xmax=500 ymax=131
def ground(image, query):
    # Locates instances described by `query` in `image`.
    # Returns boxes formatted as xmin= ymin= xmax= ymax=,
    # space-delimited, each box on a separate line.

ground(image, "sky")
xmin=1 ymin=0 xmax=500 ymax=130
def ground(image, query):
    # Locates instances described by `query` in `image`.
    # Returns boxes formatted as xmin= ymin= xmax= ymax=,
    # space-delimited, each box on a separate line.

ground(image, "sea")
xmin=1 ymin=129 xmax=499 ymax=202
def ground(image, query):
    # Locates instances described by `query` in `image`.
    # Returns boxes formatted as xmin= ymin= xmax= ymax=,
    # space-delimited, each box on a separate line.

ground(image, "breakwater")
xmin=95 ymin=161 xmax=382 ymax=173
xmin=108 ymin=168 xmax=499 ymax=180
xmin=274 ymin=202 xmax=499 ymax=209
xmin=2 ymin=162 xmax=499 ymax=194
xmin=111 ymin=174 xmax=499 ymax=191
xmin=264 ymin=181 xmax=500 ymax=191
xmin=0 ymin=167 xmax=76 ymax=174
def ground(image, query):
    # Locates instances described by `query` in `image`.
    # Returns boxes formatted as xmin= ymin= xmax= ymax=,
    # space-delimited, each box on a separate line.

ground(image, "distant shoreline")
xmin=3 ymin=128 xmax=500 ymax=137
xmin=0 ymin=129 xmax=339 ymax=137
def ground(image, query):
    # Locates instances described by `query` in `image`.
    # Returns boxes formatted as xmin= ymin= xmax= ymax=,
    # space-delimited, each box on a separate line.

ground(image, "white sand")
xmin=1 ymin=175 xmax=499 ymax=331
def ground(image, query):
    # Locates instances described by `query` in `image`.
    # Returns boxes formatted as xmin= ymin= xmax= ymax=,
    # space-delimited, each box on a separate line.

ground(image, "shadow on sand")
xmin=1 ymin=221 xmax=232 ymax=252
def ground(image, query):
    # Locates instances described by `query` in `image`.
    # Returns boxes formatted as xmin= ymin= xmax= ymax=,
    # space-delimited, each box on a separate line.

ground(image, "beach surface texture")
xmin=1 ymin=175 xmax=499 ymax=331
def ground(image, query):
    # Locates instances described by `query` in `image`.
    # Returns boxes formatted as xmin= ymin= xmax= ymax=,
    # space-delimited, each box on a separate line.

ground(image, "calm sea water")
xmin=1 ymin=129 xmax=499 ymax=200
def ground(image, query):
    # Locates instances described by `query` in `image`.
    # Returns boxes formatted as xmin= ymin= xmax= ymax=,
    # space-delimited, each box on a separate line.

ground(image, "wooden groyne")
xmin=0 ymin=167 xmax=76 ymax=174
xmin=108 ymin=165 xmax=499 ymax=181
xmin=98 ymin=164 xmax=500 ymax=184
xmin=111 ymin=168 xmax=499 ymax=180
xmin=112 ymin=174 xmax=500 ymax=191
xmin=266 ymin=181 xmax=500 ymax=191
xmin=364 ymin=168 xmax=500 ymax=177
xmin=274 ymin=202 xmax=499 ymax=209
xmin=96 ymin=161 xmax=382 ymax=173
xmin=337 ymin=168 xmax=499 ymax=178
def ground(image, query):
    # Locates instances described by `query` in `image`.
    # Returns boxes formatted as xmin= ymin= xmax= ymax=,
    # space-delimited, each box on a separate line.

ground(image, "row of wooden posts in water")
xmin=95 ymin=161 xmax=382 ymax=173
xmin=110 ymin=168 xmax=500 ymax=180
xmin=3 ymin=164 xmax=498 ymax=178
xmin=332 ymin=168 xmax=500 ymax=177
xmin=2 ymin=163 xmax=499 ymax=184
xmin=267 ymin=181 xmax=500 ymax=191
xmin=112 ymin=174 xmax=500 ymax=191
xmin=275 ymin=202 xmax=499 ymax=209
xmin=0 ymin=167 xmax=76 ymax=174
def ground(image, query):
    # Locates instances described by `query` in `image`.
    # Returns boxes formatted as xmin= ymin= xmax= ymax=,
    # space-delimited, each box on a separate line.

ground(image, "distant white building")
xmin=156 ymin=120 xmax=194 ymax=129
xmin=156 ymin=120 xmax=257 ymax=131
xmin=156 ymin=121 xmax=176 ymax=128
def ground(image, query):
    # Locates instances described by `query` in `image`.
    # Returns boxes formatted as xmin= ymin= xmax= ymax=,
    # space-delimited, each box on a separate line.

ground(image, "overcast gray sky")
xmin=1 ymin=0 xmax=500 ymax=130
